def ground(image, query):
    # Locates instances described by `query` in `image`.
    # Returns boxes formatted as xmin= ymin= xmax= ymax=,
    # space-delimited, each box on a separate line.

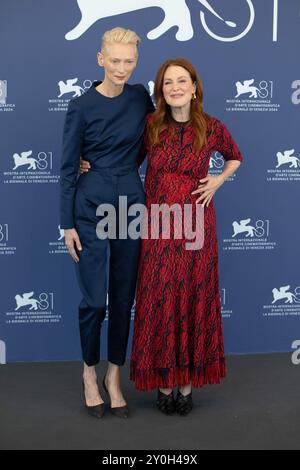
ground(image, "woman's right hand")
xmin=79 ymin=157 xmax=91 ymax=175
xmin=64 ymin=229 xmax=82 ymax=263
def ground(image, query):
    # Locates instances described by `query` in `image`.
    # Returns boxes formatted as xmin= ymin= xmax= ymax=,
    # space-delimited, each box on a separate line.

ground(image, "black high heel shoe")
xmin=102 ymin=376 xmax=129 ymax=419
xmin=156 ymin=389 xmax=176 ymax=415
xmin=175 ymin=390 xmax=193 ymax=416
xmin=82 ymin=380 xmax=105 ymax=419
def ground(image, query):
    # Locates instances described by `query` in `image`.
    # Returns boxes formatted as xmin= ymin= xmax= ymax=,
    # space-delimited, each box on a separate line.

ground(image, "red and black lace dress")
xmin=130 ymin=116 xmax=243 ymax=391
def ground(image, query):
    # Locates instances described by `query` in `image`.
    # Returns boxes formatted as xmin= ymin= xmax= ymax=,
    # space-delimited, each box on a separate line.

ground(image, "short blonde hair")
xmin=101 ymin=27 xmax=141 ymax=56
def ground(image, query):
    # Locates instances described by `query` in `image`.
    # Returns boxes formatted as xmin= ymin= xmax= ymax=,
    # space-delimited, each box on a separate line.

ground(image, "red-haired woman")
xmin=130 ymin=58 xmax=243 ymax=416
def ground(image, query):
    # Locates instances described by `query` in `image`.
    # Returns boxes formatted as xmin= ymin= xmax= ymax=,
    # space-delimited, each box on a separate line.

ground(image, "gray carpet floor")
xmin=0 ymin=353 xmax=299 ymax=450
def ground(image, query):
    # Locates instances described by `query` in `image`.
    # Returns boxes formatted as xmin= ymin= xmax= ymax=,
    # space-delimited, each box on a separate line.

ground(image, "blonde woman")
xmin=60 ymin=27 xmax=154 ymax=419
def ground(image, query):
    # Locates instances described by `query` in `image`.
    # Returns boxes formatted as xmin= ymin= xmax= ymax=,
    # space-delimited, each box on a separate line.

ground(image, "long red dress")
xmin=130 ymin=115 xmax=243 ymax=391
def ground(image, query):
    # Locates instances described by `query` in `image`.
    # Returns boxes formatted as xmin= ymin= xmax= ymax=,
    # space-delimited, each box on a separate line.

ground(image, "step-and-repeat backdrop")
xmin=0 ymin=0 xmax=299 ymax=364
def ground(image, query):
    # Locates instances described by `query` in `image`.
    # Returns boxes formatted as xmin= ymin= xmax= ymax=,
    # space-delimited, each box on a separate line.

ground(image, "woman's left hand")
xmin=191 ymin=174 xmax=225 ymax=207
xmin=79 ymin=157 xmax=91 ymax=174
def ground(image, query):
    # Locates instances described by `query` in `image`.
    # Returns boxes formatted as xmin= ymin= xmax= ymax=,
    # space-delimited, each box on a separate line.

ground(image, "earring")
xmin=192 ymin=93 xmax=197 ymax=100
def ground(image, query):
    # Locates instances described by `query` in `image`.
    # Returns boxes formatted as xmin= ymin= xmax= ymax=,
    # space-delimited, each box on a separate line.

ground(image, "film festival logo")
xmin=0 ymin=80 xmax=16 ymax=112
xmin=272 ymin=286 xmax=300 ymax=305
xmin=267 ymin=148 xmax=300 ymax=183
xmin=65 ymin=1 xmax=280 ymax=43
xmin=13 ymin=151 xmax=40 ymax=171
xmin=226 ymin=78 xmax=280 ymax=113
xmin=15 ymin=292 xmax=45 ymax=311
xmin=209 ymin=152 xmax=224 ymax=172
xmin=58 ymin=78 xmax=85 ymax=98
xmin=5 ymin=291 xmax=62 ymax=325
xmin=49 ymin=225 xmax=69 ymax=255
xmin=2 ymin=150 xmax=60 ymax=185
xmin=0 ymin=340 xmax=6 ymax=365
xmin=0 ymin=223 xmax=17 ymax=256
xmin=208 ymin=152 xmax=239 ymax=182
xmin=48 ymin=78 xmax=93 ymax=112
xmin=223 ymin=218 xmax=277 ymax=251
xmin=263 ymin=285 xmax=300 ymax=319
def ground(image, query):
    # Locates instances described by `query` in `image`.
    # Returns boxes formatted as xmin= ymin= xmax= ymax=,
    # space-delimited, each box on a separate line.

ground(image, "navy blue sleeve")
xmin=60 ymin=99 xmax=85 ymax=229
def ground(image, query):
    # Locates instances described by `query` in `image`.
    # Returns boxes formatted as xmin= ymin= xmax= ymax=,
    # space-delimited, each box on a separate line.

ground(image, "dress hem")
xmin=130 ymin=360 xmax=226 ymax=391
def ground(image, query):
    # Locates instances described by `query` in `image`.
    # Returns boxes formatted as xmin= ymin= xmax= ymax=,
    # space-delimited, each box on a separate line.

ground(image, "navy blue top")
xmin=60 ymin=81 xmax=155 ymax=229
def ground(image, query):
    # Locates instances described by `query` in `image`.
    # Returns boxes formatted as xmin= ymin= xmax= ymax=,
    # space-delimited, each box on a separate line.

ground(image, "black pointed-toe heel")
xmin=156 ymin=389 xmax=176 ymax=415
xmin=102 ymin=377 xmax=129 ymax=419
xmin=175 ymin=390 xmax=193 ymax=416
xmin=82 ymin=381 xmax=105 ymax=419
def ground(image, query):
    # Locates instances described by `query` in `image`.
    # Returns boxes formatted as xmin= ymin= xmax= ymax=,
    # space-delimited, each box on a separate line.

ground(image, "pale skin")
xmin=65 ymin=42 xmax=138 ymax=408
xmin=79 ymin=65 xmax=241 ymax=399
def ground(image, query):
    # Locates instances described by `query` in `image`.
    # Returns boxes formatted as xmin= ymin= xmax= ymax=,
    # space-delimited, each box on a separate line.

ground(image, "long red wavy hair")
xmin=148 ymin=58 xmax=209 ymax=151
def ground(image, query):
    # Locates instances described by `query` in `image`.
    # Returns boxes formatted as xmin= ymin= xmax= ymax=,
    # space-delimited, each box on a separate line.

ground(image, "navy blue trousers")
xmin=74 ymin=166 xmax=145 ymax=367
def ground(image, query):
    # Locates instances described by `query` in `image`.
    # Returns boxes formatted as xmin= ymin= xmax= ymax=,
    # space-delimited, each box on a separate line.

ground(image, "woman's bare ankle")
xmin=159 ymin=388 xmax=173 ymax=395
xmin=178 ymin=384 xmax=192 ymax=396
xmin=83 ymin=363 xmax=97 ymax=382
